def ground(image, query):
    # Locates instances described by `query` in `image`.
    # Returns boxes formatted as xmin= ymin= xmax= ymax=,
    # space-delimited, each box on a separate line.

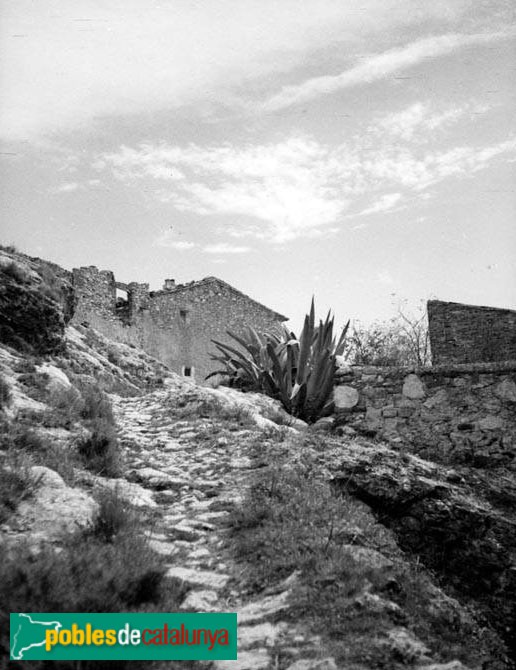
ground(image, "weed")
xmin=77 ymin=419 xmax=121 ymax=477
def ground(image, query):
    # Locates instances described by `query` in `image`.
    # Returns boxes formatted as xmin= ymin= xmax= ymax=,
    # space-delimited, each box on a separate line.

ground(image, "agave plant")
xmin=207 ymin=299 xmax=349 ymax=423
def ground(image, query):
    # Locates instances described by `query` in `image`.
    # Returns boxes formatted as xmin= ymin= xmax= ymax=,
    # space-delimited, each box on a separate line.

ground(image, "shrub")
xmin=77 ymin=419 xmax=121 ymax=477
xmin=35 ymin=263 xmax=63 ymax=303
xmin=81 ymin=385 xmax=115 ymax=423
xmin=0 ymin=531 xmax=187 ymax=668
xmin=90 ymin=488 xmax=137 ymax=542
xmin=0 ymin=375 xmax=11 ymax=409
xmin=208 ymin=299 xmax=349 ymax=423
xmin=1 ymin=260 xmax=29 ymax=283
xmin=0 ymin=451 xmax=41 ymax=524
xmin=346 ymin=305 xmax=430 ymax=367
xmin=45 ymin=385 xmax=84 ymax=428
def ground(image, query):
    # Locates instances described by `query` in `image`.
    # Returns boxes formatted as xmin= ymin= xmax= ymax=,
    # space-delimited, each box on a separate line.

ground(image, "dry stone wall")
xmin=428 ymin=299 xmax=516 ymax=364
xmin=333 ymin=360 xmax=516 ymax=467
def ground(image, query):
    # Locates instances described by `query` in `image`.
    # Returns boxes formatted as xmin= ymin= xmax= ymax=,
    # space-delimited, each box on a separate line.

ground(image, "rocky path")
xmin=112 ymin=384 xmax=336 ymax=670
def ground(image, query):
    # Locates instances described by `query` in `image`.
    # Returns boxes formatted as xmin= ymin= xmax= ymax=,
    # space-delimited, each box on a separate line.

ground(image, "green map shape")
xmin=11 ymin=614 xmax=62 ymax=660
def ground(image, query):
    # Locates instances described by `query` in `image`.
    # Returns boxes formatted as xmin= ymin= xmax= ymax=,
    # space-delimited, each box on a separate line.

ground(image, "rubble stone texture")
xmin=428 ymin=299 xmax=516 ymax=364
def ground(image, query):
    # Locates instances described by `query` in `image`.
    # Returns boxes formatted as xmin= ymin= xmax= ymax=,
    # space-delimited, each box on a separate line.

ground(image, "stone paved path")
xmin=112 ymin=384 xmax=336 ymax=670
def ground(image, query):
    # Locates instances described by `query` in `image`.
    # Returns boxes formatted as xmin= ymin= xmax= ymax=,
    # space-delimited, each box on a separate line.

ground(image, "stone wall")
xmin=428 ymin=299 xmax=516 ymax=364
xmin=71 ymin=268 xmax=286 ymax=383
xmin=72 ymin=267 xmax=116 ymax=322
xmin=333 ymin=360 xmax=516 ymax=467
xmin=144 ymin=280 xmax=284 ymax=382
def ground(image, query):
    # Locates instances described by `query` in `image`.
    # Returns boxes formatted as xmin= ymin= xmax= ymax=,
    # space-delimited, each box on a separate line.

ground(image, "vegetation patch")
xmin=0 ymin=526 xmax=188 ymax=669
xmin=228 ymin=437 xmax=506 ymax=668
xmin=0 ymin=450 xmax=41 ymax=524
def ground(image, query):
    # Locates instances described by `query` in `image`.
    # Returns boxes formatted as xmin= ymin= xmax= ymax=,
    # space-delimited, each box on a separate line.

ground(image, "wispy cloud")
xmin=97 ymin=124 xmax=516 ymax=242
xmin=202 ymin=243 xmax=250 ymax=254
xmin=372 ymin=102 xmax=491 ymax=141
xmin=0 ymin=0 xmax=500 ymax=140
xmin=154 ymin=231 xmax=195 ymax=250
xmin=50 ymin=181 xmax=79 ymax=194
xmin=358 ymin=193 xmax=403 ymax=216
xmin=262 ymin=30 xmax=515 ymax=111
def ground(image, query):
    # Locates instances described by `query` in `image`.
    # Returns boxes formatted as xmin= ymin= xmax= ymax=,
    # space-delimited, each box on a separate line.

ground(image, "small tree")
xmin=347 ymin=302 xmax=430 ymax=367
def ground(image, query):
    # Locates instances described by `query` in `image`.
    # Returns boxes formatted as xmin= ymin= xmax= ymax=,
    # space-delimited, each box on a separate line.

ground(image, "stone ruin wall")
xmin=70 ymin=266 xmax=284 ymax=383
xmin=145 ymin=282 xmax=283 ymax=382
xmin=333 ymin=361 xmax=516 ymax=468
xmin=428 ymin=299 xmax=516 ymax=364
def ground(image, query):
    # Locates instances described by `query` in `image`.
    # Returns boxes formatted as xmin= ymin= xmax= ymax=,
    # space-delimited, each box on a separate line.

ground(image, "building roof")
xmin=151 ymin=276 xmax=288 ymax=321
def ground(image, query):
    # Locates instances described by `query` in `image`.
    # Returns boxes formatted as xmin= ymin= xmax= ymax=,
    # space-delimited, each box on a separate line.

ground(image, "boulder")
xmin=8 ymin=466 xmax=98 ymax=544
xmin=37 ymin=363 xmax=72 ymax=394
xmin=333 ymin=385 xmax=359 ymax=410
xmin=402 ymin=374 xmax=426 ymax=400
xmin=495 ymin=379 xmax=516 ymax=403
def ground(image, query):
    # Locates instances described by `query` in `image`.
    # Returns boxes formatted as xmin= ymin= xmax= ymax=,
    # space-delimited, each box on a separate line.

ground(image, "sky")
xmin=1 ymin=0 xmax=515 ymax=332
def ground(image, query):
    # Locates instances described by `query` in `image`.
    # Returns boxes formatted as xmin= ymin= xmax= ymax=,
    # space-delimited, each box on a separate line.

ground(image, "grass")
xmin=227 ymin=436 xmax=507 ymax=668
xmin=170 ymin=394 xmax=257 ymax=430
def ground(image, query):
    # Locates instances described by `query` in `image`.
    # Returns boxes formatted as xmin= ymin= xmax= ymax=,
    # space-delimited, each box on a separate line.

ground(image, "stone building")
xmin=428 ymin=299 xmax=516 ymax=364
xmin=71 ymin=266 xmax=287 ymax=382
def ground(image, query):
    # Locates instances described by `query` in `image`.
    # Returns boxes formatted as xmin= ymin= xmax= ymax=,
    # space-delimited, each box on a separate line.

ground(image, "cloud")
xmin=97 ymin=128 xmax=516 ymax=242
xmin=154 ymin=231 xmax=195 ymax=250
xmin=203 ymin=243 xmax=251 ymax=254
xmin=0 ymin=0 xmax=495 ymax=140
xmin=49 ymin=181 xmax=80 ymax=194
xmin=373 ymin=102 xmax=491 ymax=141
xmin=359 ymin=193 xmax=403 ymax=215
xmin=262 ymin=29 xmax=515 ymax=111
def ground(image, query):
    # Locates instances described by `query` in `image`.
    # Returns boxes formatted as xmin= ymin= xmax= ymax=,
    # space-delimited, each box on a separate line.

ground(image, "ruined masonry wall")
xmin=72 ymin=267 xmax=116 ymax=322
xmin=71 ymin=267 xmax=284 ymax=383
xmin=146 ymin=282 xmax=283 ymax=382
xmin=334 ymin=361 xmax=516 ymax=467
xmin=428 ymin=300 xmax=516 ymax=364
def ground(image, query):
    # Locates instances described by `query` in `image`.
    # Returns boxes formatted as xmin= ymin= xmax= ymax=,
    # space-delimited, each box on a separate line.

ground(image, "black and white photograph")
xmin=0 ymin=1 xmax=515 ymax=668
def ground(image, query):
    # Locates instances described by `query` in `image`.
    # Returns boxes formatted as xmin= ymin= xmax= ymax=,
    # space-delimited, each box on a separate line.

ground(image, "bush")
xmin=346 ymin=305 xmax=430 ymax=367
xmin=35 ymin=263 xmax=63 ymax=303
xmin=77 ymin=419 xmax=121 ymax=477
xmin=208 ymin=299 xmax=349 ymax=423
xmin=0 ymin=451 xmax=40 ymax=523
xmin=0 ymin=531 xmax=187 ymax=669
xmin=90 ymin=488 xmax=136 ymax=542
xmin=0 ymin=375 xmax=11 ymax=409
xmin=45 ymin=385 xmax=84 ymax=428
xmin=81 ymin=385 xmax=115 ymax=423
xmin=1 ymin=260 xmax=29 ymax=283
